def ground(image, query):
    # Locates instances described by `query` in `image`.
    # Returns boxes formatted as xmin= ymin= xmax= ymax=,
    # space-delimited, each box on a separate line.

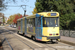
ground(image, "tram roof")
xmin=26 ymin=14 xmax=36 ymax=19
xmin=37 ymin=12 xmax=59 ymax=17
xmin=17 ymin=17 xmax=26 ymax=21
xmin=17 ymin=18 xmax=21 ymax=21
xmin=25 ymin=12 xmax=59 ymax=19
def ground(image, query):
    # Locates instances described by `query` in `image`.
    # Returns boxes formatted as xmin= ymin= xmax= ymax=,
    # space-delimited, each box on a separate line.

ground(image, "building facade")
xmin=0 ymin=13 xmax=4 ymax=25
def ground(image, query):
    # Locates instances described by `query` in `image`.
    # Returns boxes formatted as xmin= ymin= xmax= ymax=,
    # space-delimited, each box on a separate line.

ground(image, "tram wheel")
xmin=22 ymin=33 xmax=24 ymax=36
xmin=24 ymin=33 xmax=26 ymax=37
xmin=32 ymin=36 xmax=36 ymax=41
xmin=17 ymin=31 xmax=19 ymax=34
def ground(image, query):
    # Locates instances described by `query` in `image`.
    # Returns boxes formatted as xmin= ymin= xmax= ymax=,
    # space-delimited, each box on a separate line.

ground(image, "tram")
xmin=17 ymin=12 xmax=60 ymax=42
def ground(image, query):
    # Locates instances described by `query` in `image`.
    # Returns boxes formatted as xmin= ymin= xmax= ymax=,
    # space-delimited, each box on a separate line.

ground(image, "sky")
xmin=1 ymin=0 xmax=36 ymax=18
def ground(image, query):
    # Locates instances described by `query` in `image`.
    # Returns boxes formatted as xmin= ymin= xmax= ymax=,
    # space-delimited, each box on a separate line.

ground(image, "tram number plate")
xmin=53 ymin=34 xmax=55 ymax=35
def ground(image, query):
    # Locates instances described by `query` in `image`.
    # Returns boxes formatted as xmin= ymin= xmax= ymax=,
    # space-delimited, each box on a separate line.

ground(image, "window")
xmin=36 ymin=17 xmax=41 ymax=27
xmin=27 ymin=18 xmax=35 ymax=32
xmin=27 ymin=18 xmax=35 ymax=27
xmin=43 ymin=17 xmax=59 ymax=27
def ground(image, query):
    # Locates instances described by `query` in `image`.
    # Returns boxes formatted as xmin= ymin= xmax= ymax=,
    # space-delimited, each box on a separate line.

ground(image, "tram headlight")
xmin=56 ymin=33 xmax=59 ymax=35
xmin=49 ymin=34 xmax=52 ymax=35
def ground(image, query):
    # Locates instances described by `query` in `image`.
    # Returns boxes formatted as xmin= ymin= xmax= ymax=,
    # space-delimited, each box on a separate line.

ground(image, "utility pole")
xmin=21 ymin=5 xmax=27 ymax=17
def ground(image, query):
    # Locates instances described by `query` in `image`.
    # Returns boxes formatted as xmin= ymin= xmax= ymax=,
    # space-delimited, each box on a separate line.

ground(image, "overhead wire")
xmin=1 ymin=0 xmax=34 ymax=17
xmin=14 ymin=7 xmax=22 ymax=13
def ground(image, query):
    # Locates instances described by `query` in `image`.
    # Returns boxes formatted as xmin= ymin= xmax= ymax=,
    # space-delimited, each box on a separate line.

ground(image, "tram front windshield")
xmin=43 ymin=17 xmax=59 ymax=27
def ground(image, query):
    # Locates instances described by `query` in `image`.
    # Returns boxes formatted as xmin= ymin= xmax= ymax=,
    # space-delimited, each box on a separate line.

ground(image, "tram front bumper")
xmin=47 ymin=36 xmax=60 ymax=40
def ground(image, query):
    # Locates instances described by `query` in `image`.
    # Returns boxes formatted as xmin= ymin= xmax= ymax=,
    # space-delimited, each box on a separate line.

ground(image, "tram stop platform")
xmin=60 ymin=36 xmax=75 ymax=46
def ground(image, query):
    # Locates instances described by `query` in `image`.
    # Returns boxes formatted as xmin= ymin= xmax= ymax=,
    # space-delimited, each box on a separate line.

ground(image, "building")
xmin=5 ymin=17 xmax=8 ymax=24
xmin=0 ymin=13 xmax=4 ymax=25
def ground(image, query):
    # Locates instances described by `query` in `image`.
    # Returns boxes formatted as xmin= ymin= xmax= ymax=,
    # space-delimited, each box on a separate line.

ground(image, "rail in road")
xmin=3 ymin=34 xmax=13 ymax=50
xmin=8 ymin=31 xmax=58 ymax=50
xmin=0 ymin=27 xmax=57 ymax=50
xmin=0 ymin=26 xmax=75 ymax=50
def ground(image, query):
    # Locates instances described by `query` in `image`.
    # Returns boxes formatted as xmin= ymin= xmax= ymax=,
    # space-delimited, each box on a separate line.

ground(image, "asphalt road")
xmin=0 ymin=26 xmax=75 ymax=50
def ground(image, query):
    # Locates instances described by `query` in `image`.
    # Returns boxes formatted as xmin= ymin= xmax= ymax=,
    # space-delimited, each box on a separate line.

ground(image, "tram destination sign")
xmin=51 ymin=13 xmax=56 ymax=16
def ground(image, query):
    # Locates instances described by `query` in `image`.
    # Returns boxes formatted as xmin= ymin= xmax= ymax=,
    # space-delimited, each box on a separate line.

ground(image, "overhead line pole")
xmin=6 ymin=5 xmax=27 ymax=17
xmin=0 ymin=5 xmax=27 ymax=17
xmin=21 ymin=5 xmax=27 ymax=17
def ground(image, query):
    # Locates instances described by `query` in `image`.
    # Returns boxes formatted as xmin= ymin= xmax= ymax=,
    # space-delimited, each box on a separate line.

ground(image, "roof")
xmin=26 ymin=14 xmax=36 ymax=19
xmin=17 ymin=17 xmax=26 ymax=21
xmin=26 ymin=12 xmax=59 ymax=19
xmin=17 ymin=12 xmax=59 ymax=20
xmin=17 ymin=18 xmax=22 ymax=21
xmin=37 ymin=12 xmax=59 ymax=17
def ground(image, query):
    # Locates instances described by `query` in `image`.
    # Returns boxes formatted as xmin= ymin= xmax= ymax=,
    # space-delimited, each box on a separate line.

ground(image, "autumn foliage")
xmin=7 ymin=14 xmax=29 ymax=24
xmin=13 ymin=14 xmax=23 ymax=24
xmin=7 ymin=14 xmax=23 ymax=24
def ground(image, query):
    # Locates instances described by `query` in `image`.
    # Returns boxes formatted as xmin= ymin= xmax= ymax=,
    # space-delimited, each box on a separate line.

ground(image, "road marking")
xmin=15 ymin=33 xmax=43 ymax=47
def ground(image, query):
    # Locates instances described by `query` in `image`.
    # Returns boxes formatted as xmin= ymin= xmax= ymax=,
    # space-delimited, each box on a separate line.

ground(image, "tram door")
xmin=35 ymin=17 xmax=42 ymax=40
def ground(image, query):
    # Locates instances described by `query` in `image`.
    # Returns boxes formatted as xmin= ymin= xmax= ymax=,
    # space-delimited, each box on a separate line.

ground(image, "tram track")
xmin=4 ymin=30 xmax=43 ymax=50
xmin=13 ymin=34 xmax=56 ymax=50
xmin=12 ymin=33 xmax=34 ymax=50
xmin=10 ymin=31 xmax=54 ymax=50
xmin=2 ymin=34 xmax=13 ymax=50
xmin=2 ymin=26 xmax=75 ymax=50
xmin=8 ymin=30 xmax=57 ymax=50
xmin=0 ymin=27 xmax=13 ymax=50
xmin=5 ymin=30 xmax=75 ymax=50
xmin=0 ymin=27 xmax=32 ymax=50
xmin=3 ymin=31 xmax=34 ymax=50
xmin=44 ymin=41 xmax=75 ymax=50
xmin=5 ymin=27 xmax=58 ymax=50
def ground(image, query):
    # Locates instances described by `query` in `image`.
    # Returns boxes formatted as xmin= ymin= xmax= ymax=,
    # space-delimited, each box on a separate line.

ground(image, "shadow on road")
xmin=19 ymin=34 xmax=57 ymax=44
xmin=0 ymin=38 xmax=6 ymax=50
xmin=0 ymin=27 xmax=57 ymax=44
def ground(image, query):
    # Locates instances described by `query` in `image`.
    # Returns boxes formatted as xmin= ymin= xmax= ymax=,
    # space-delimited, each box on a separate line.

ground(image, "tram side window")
xmin=17 ymin=21 xmax=19 ymax=26
xmin=27 ymin=18 xmax=35 ymax=27
xmin=19 ymin=21 xmax=21 ymax=26
xmin=31 ymin=18 xmax=35 ymax=27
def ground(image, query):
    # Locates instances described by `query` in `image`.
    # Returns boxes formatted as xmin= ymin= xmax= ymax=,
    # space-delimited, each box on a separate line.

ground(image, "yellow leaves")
xmin=7 ymin=14 xmax=16 ymax=24
xmin=32 ymin=7 xmax=37 ymax=14
xmin=7 ymin=13 xmax=22 ymax=24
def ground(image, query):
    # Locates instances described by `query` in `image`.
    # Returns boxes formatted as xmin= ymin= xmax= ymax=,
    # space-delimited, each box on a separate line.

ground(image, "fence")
xmin=60 ymin=30 xmax=75 ymax=38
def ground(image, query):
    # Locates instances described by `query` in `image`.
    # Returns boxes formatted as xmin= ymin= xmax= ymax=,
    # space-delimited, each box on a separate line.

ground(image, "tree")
xmin=3 ymin=16 xmax=5 ymax=24
xmin=13 ymin=14 xmax=23 ymax=24
xmin=0 ymin=0 xmax=5 ymax=11
xmin=7 ymin=14 xmax=16 ymax=24
xmin=32 ymin=7 xmax=37 ymax=14
xmin=35 ymin=0 xmax=75 ymax=29
xmin=0 ymin=0 xmax=27 ymax=11
xmin=36 ymin=0 xmax=75 ymax=13
xmin=0 ymin=0 xmax=16 ymax=11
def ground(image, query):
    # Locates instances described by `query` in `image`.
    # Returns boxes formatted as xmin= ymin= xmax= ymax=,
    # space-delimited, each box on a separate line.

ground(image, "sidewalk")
xmin=60 ymin=36 xmax=75 ymax=46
